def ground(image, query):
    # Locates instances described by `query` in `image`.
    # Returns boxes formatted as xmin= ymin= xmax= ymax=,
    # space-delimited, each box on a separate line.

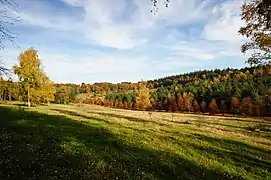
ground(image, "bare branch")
xmin=0 ymin=0 xmax=18 ymax=75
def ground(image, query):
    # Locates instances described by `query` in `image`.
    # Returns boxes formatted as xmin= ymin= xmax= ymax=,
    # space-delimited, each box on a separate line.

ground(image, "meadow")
xmin=0 ymin=103 xmax=270 ymax=179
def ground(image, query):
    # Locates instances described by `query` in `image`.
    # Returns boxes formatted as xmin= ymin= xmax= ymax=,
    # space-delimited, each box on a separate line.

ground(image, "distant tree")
xmin=38 ymin=77 xmax=55 ymax=105
xmin=58 ymin=86 xmax=69 ymax=104
xmin=220 ymin=100 xmax=227 ymax=116
xmin=192 ymin=100 xmax=200 ymax=113
xmin=114 ymin=99 xmax=119 ymax=108
xmin=0 ymin=77 xmax=7 ymax=101
xmin=118 ymin=101 xmax=124 ymax=108
xmin=6 ymin=78 xmax=13 ymax=101
xmin=240 ymin=97 xmax=253 ymax=115
xmin=166 ymin=94 xmax=177 ymax=112
xmin=209 ymin=99 xmax=218 ymax=115
xmin=127 ymin=101 xmax=133 ymax=109
xmin=252 ymin=101 xmax=260 ymax=116
xmin=177 ymin=95 xmax=184 ymax=112
xmin=123 ymin=101 xmax=128 ymax=109
xmin=231 ymin=97 xmax=240 ymax=115
xmin=239 ymin=0 xmax=271 ymax=65
xmin=135 ymin=81 xmax=151 ymax=110
xmin=183 ymin=93 xmax=193 ymax=112
xmin=150 ymin=98 xmax=157 ymax=110
xmin=200 ymin=101 xmax=207 ymax=113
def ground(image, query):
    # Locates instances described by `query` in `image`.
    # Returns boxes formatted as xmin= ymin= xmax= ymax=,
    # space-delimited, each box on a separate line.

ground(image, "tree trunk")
xmin=9 ymin=91 xmax=11 ymax=101
xmin=3 ymin=91 xmax=6 ymax=101
xmin=27 ymin=86 xmax=31 ymax=108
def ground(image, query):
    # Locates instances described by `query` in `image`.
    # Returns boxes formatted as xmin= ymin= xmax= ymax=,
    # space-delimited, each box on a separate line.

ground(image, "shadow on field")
xmin=185 ymin=133 xmax=271 ymax=178
xmin=85 ymin=110 xmax=168 ymax=127
xmin=50 ymin=108 xmax=118 ymax=126
xmin=0 ymin=106 xmax=243 ymax=180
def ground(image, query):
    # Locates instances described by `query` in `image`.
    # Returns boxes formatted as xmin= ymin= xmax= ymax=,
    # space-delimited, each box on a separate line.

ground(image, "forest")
xmin=1 ymin=52 xmax=270 ymax=116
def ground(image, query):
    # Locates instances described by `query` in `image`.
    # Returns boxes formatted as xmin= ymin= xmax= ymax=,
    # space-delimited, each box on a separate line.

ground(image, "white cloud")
xmin=202 ymin=0 xmax=245 ymax=42
xmin=7 ymin=0 xmax=248 ymax=83
xmin=18 ymin=0 xmax=214 ymax=50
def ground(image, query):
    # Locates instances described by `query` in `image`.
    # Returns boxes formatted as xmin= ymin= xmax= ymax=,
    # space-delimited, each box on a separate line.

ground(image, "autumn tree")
xmin=177 ymin=94 xmax=184 ymax=112
xmin=165 ymin=94 xmax=177 ymax=112
xmin=240 ymin=97 xmax=253 ymax=115
xmin=183 ymin=93 xmax=193 ymax=112
xmin=118 ymin=101 xmax=124 ymax=109
xmin=192 ymin=100 xmax=200 ymax=113
xmin=0 ymin=76 xmax=7 ymax=101
xmin=123 ymin=101 xmax=128 ymax=109
xmin=135 ymin=81 xmax=151 ymax=110
xmin=40 ymin=78 xmax=56 ymax=105
xmin=231 ymin=97 xmax=240 ymax=115
xmin=239 ymin=0 xmax=271 ymax=65
xmin=13 ymin=48 xmax=55 ymax=107
xmin=55 ymin=86 xmax=70 ymax=104
xmin=209 ymin=99 xmax=218 ymax=115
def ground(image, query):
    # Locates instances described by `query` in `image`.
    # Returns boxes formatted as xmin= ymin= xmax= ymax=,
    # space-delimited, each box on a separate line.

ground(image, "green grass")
xmin=0 ymin=103 xmax=270 ymax=179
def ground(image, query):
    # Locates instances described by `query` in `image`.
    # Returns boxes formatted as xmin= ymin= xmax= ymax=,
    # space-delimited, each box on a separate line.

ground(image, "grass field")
xmin=0 ymin=103 xmax=270 ymax=179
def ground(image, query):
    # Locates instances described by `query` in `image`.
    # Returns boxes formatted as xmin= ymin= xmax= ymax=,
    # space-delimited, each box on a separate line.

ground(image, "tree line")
xmin=80 ymin=66 xmax=271 ymax=116
xmin=0 ymin=48 xmax=270 ymax=116
xmin=49 ymin=65 xmax=271 ymax=116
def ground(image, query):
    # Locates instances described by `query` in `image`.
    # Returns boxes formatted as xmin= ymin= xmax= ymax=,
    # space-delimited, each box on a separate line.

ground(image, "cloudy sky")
xmin=3 ymin=0 xmax=248 ymax=83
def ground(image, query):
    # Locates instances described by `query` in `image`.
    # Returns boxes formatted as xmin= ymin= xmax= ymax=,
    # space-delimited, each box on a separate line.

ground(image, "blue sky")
xmin=3 ymin=0 xmax=248 ymax=83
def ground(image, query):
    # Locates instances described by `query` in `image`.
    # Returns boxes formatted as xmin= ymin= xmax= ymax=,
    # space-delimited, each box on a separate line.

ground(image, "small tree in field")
xmin=209 ymin=99 xmax=218 ymax=115
xmin=135 ymin=81 xmax=151 ymax=111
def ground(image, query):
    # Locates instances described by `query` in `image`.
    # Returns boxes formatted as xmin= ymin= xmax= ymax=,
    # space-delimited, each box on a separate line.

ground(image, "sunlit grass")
xmin=0 ymin=102 xmax=270 ymax=179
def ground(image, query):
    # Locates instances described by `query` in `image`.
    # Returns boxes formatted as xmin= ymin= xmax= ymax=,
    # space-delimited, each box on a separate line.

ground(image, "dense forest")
xmin=1 ymin=63 xmax=270 ymax=116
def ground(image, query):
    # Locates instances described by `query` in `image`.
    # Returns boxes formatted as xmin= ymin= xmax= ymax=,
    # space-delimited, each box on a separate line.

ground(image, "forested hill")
xmin=52 ymin=65 xmax=271 ymax=116
xmin=147 ymin=66 xmax=265 ymax=88
xmin=1 ymin=65 xmax=271 ymax=116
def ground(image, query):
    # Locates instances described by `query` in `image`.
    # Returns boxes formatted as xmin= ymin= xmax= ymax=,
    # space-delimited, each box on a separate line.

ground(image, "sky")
xmin=2 ymin=0 xmax=248 ymax=83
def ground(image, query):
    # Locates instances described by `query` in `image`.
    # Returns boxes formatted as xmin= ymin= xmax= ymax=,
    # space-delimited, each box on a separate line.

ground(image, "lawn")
xmin=0 ymin=103 xmax=270 ymax=179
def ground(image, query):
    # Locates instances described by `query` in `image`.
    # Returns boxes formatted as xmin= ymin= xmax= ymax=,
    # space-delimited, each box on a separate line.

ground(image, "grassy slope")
xmin=0 ymin=103 xmax=270 ymax=180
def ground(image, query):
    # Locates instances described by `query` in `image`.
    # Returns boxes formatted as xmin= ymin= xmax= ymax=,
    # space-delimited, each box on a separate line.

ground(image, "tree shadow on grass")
xmin=71 ymin=109 xmax=168 ymax=127
xmin=0 ymin=106 xmax=242 ymax=180
xmin=50 ymin=108 xmax=119 ymax=126
xmin=219 ymin=117 xmax=271 ymax=125
xmin=184 ymin=133 xmax=271 ymax=179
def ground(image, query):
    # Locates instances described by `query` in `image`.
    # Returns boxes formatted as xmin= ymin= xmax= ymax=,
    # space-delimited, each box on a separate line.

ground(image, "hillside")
xmin=58 ymin=65 xmax=271 ymax=116
xmin=0 ymin=103 xmax=270 ymax=179
xmin=1 ymin=65 xmax=271 ymax=116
